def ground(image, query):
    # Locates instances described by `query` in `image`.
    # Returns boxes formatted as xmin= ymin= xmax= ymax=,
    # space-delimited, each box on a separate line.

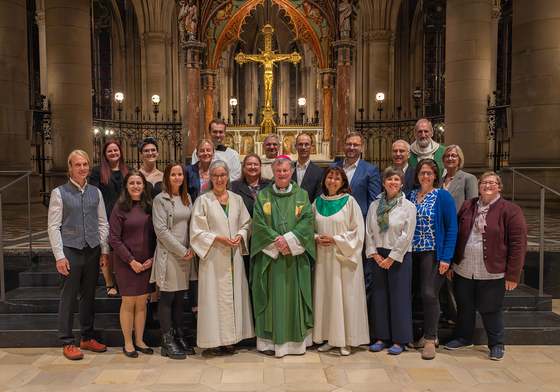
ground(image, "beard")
xmin=418 ymin=138 xmax=431 ymax=148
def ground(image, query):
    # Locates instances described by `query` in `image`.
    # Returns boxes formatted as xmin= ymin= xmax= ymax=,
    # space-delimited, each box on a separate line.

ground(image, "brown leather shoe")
xmin=408 ymin=335 xmax=439 ymax=349
xmin=80 ymin=339 xmax=107 ymax=352
xmin=422 ymin=339 xmax=436 ymax=360
xmin=63 ymin=344 xmax=84 ymax=360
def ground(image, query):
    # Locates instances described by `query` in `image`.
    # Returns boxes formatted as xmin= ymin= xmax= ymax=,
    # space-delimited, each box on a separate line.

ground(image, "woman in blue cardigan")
xmin=407 ymin=158 xmax=457 ymax=360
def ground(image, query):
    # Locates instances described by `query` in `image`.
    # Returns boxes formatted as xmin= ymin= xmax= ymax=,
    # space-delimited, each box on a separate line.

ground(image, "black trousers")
xmin=370 ymin=249 xmax=413 ymax=344
xmin=454 ymin=274 xmax=506 ymax=349
xmin=58 ymin=245 xmax=101 ymax=346
xmin=412 ymin=251 xmax=446 ymax=340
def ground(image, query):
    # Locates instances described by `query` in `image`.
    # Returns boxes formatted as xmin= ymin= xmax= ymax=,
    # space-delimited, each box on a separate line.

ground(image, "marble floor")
xmin=1 ymin=344 xmax=560 ymax=392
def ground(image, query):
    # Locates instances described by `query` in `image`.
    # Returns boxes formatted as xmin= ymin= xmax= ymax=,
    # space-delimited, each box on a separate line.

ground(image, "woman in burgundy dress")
xmin=110 ymin=170 xmax=156 ymax=358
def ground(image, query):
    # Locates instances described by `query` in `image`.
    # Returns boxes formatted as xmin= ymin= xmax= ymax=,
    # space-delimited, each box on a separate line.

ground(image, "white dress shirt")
xmin=365 ymin=193 xmax=417 ymax=262
xmin=295 ymin=158 xmax=311 ymax=185
xmin=343 ymin=158 xmax=360 ymax=184
xmin=47 ymin=179 xmax=110 ymax=261
xmin=262 ymin=183 xmax=304 ymax=259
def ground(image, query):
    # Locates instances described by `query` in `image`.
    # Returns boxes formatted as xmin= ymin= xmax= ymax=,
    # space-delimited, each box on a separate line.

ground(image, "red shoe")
xmin=80 ymin=339 xmax=107 ymax=352
xmin=63 ymin=344 xmax=84 ymax=360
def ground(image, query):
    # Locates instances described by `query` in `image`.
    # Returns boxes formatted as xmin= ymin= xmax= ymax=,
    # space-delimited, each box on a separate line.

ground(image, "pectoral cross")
xmin=234 ymin=24 xmax=302 ymax=134
xmin=278 ymin=219 xmax=287 ymax=232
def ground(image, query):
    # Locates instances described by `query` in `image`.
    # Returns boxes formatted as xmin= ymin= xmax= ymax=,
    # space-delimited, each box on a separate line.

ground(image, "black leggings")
xmin=158 ymin=290 xmax=185 ymax=334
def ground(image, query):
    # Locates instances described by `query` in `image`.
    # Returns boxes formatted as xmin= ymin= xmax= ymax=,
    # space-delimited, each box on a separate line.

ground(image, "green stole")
xmin=250 ymin=181 xmax=315 ymax=345
xmin=408 ymin=144 xmax=446 ymax=176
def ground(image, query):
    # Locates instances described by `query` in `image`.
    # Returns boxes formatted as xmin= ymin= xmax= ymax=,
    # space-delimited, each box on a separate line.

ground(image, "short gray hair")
xmin=381 ymin=165 xmax=405 ymax=184
xmin=263 ymin=134 xmax=280 ymax=144
xmin=413 ymin=118 xmax=433 ymax=134
xmin=392 ymin=140 xmax=410 ymax=152
xmin=479 ymin=171 xmax=503 ymax=191
xmin=271 ymin=157 xmax=294 ymax=173
xmin=443 ymin=144 xmax=465 ymax=170
xmin=203 ymin=160 xmax=232 ymax=193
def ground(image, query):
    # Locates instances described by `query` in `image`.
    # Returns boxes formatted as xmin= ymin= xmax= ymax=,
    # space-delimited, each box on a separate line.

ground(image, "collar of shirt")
xmin=402 ymin=163 xmax=409 ymax=173
xmin=272 ymin=183 xmax=293 ymax=193
xmin=70 ymin=178 xmax=87 ymax=193
xmin=296 ymin=158 xmax=311 ymax=170
xmin=343 ymin=158 xmax=359 ymax=171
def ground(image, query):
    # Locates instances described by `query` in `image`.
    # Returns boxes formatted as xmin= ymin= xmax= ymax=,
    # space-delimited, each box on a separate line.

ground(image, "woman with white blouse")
xmin=366 ymin=166 xmax=417 ymax=355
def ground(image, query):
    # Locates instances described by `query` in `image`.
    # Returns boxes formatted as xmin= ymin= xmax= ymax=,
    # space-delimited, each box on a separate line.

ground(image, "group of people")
xmin=47 ymin=118 xmax=527 ymax=363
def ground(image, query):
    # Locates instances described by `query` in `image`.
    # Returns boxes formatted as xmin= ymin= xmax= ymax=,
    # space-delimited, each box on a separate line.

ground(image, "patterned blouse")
xmin=410 ymin=188 xmax=440 ymax=252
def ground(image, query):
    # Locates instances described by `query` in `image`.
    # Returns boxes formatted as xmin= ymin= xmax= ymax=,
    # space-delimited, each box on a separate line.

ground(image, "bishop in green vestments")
xmin=250 ymin=157 xmax=315 ymax=357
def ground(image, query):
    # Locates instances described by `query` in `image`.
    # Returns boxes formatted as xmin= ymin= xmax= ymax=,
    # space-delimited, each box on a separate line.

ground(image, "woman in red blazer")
xmin=444 ymin=172 xmax=527 ymax=361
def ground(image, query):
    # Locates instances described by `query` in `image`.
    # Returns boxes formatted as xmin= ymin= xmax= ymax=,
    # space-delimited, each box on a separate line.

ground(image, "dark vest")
xmin=59 ymin=182 xmax=101 ymax=250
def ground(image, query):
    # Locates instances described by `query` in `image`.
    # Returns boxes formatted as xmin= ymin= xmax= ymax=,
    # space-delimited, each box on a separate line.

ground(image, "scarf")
xmin=410 ymin=139 xmax=440 ymax=160
xmin=474 ymin=194 xmax=501 ymax=233
xmin=376 ymin=191 xmax=403 ymax=233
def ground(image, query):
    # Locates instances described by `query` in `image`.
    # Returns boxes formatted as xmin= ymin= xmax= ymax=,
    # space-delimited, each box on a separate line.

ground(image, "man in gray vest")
xmin=48 ymin=150 xmax=109 ymax=360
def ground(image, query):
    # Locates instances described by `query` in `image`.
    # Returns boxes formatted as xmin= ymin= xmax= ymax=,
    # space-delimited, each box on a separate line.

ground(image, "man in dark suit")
xmin=330 ymin=131 xmax=381 ymax=306
xmin=291 ymin=133 xmax=324 ymax=202
xmin=392 ymin=139 xmax=416 ymax=195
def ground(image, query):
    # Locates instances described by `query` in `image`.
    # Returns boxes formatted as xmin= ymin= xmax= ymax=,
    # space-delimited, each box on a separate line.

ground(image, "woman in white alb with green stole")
xmin=312 ymin=166 xmax=369 ymax=356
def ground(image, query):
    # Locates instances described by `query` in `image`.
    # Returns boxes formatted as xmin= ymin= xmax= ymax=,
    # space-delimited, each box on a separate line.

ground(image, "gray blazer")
xmin=439 ymin=169 xmax=478 ymax=212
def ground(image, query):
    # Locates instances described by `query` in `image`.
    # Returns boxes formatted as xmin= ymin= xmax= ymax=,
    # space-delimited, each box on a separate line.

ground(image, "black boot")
xmin=161 ymin=331 xmax=186 ymax=359
xmin=147 ymin=302 xmax=159 ymax=326
xmin=174 ymin=327 xmax=195 ymax=355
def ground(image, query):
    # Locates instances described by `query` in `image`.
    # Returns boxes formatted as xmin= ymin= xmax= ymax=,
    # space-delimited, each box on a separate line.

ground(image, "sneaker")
xmin=63 ymin=344 xmax=84 ymax=360
xmin=388 ymin=345 xmax=404 ymax=355
xmin=444 ymin=338 xmax=473 ymax=351
xmin=318 ymin=343 xmax=334 ymax=352
xmin=369 ymin=341 xmax=386 ymax=352
xmin=80 ymin=339 xmax=107 ymax=352
xmin=340 ymin=346 xmax=351 ymax=356
xmin=489 ymin=346 xmax=504 ymax=361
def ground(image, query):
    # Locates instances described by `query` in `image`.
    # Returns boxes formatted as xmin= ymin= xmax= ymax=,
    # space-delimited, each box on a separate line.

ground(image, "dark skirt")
xmin=114 ymin=258 xmax=155 ymax=296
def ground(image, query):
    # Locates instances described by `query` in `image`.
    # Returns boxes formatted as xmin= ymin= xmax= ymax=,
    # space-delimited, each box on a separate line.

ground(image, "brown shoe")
xmin=422 ymin=339 xmax=436 ymax=360
xmin=63 ymin=344 xmax=84 ymax=360
xmin=408 ymin=335 xmax=439 ymax=349
xmin=80 ymin=339 xmax=107 ymax=352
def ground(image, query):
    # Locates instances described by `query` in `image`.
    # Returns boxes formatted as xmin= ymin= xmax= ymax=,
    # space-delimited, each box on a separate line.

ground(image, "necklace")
xmin=215 ymin=191 xmax=228 ymax=204
xmin=272 ymin=195 xmax=293 ymax=232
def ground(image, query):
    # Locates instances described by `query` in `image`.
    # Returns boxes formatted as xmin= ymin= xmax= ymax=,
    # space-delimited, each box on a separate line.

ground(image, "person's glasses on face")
xmin=345 ymin=143 xmax=361 ymax=148
xmin=419 ymin=171 xmax=435 ymax=177
xmin=392 ymin=149 xmax=407 ymax=154
xmin=480 ymin=181 xmax=499 ymax=186
xmin=143 ymin=148 xmax=157 ymax=154
xmin=211 ymin=174 xmax=228 ymax=180
xmin=443 ymin=154 xmax=459 ymax=159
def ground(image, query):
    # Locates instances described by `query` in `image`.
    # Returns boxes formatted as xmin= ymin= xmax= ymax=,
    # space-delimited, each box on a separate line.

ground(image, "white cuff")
xmin=262 ymin=243 xmax=279 ymax=259
xmin=284 ymin=232 xmax=304 ymax=256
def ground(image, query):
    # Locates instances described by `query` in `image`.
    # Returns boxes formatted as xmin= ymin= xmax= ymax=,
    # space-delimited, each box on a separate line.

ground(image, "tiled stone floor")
xmin=1 ymin=344 xmax=560 ymax=391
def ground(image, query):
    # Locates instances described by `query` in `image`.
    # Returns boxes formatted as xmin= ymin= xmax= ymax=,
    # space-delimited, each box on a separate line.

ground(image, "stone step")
xmin=0 ymin=287 xmax=196 ymax=314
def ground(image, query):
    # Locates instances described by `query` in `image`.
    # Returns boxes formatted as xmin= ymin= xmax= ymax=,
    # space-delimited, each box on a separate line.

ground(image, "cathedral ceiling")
xmin=200 ymin=0 xmax=336 ymax=70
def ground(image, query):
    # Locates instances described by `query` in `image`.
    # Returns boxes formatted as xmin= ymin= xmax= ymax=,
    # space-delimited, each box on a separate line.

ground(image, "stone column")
xmin=0 ymin=0 xmax=33 ymax=200
xmin=333 ymin=40 xmax=356 ymax=158
xmin=320 ymin=69 xmax=336 ymax=158
xmin=140 ymin=32 xmax=171 ymax=116
xmin=35 ymin=11 xmax=48 ymax=96
xmin=365 ymin=30 xmax=392 ymax=115
xmin=183 ymin=41 xmax=205 ymax=153
xmin=509 ymin=0 xmax=560 ymax=186
xmin=45 ymin=0 xmax=92 ymax=185
xmin=201 ymin=69 xmax=217 ymax=132
xmin=445 ymin=0 xmax=492 ymax=169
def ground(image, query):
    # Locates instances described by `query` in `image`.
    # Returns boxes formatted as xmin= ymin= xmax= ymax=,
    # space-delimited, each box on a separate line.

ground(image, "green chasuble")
xmin=250 ymin=181 xmax=315 ymax=345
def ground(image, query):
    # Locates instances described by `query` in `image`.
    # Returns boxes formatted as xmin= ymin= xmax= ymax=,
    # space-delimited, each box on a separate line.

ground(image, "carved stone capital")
xmin=319 ymin=68 xmax=336 ymax=89
xmin=332 ymin=40 xmax=356 ymax=67
xmin=492 ymin=6 xmax=502 ymax=21
xmin=201 ymin=69 xmax=218 ymax=90
xmin=363 ymin=29 xmax=392 ymax=43
xmin=140 ymin=32 xmax=171 ymax=46
xmin=35 ymin=11 xmax=45 ymax=26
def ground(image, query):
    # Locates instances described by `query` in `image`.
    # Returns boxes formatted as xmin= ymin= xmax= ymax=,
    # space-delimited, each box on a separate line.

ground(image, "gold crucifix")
xmin=235 ymin=24 xmax=302 ymax=134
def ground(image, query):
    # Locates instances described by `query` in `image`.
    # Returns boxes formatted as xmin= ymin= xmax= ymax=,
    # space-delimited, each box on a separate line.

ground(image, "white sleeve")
xmin=262 ymin=243 xmax=279 ymax=259
xmin=191 ymin=149 xmax=199 ymax=164
xmin=229 ymin=150 xmax=242 ymax=181
xmin=284 ymin=231 xmax=305 ymax=256
xmin=97 ymin=189 xmax=110 ymax=255
xmin=47 ymin=188 xmax=65 ymax=261
xmin=365 ymin=201 xmax=379 ymax=258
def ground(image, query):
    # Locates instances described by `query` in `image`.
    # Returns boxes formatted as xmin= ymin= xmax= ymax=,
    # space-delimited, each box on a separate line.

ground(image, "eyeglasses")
xmin=392 ymin=149 xmax=408 ymax=154
xmin=142 ymin=148 xmax=157 ymax=154
xmin=443 ymin=154 xmax=459 ymax=159
xmin=419 ymin=171 xmax=435 ymax=177
xmin=211 ymin=174 xmax=228 ymax=179
xmin=345 ymin=143 xmax=362 ymax=148
xmin=480 ymin=181 xmax=499 ymax=186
